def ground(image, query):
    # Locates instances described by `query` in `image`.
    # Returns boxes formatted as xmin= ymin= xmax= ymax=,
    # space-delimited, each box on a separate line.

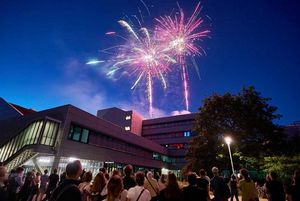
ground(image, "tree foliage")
xmin=185 ymin=86 xmax=285 ymax=173
xmin=263 ymin=155 xmax=300 ymax=184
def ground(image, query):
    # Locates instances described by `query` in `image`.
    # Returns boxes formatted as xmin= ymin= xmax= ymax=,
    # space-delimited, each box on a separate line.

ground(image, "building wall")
xmin=0 ymin=99 xmax=195 ymax=171
xmin=142 ymin=113 xmax=197 ymax=169
xmin=56 ymin=106 xmax=169 ymax=169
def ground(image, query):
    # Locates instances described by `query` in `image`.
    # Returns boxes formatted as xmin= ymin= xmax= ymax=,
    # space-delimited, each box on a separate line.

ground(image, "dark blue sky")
xmin=1 ymin=0 xmax=299 ymax=124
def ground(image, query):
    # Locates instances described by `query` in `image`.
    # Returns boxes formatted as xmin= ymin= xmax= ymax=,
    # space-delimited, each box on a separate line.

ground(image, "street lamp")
xmin=224 ymin=136 xmax=235 ymax=174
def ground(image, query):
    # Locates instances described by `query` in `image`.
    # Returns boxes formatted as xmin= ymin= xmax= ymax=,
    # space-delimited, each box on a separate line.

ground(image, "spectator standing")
xmin=127 ymin=171 xmax=151 ymax=201
xmin=210 ymin=167 xmax=230 ymax=201
xmin=0 ymin=166 xmax=8 ymax=201
xmin=19 ymin=171 xmax=35 ymax=201
xmin=44 ymin=168 xmax=59 ymax=201
xmin=265 ymin=171 xmax=285 ymax=201
xmin=238 ymin=169 xmax=258 ymax=201
xmin=197 ymin=169 xmax=210 ymax=194
xmin=158 ymin=173 xmax=184 ymax=201
xmin=229 ymin=174 xmax=239 ymax=201
xmin=78 ymin=171 xmax=93 ymax=201
xmin=144 ymin=172 xmax=159 ymax=201
xmin=7 ymin=166 xmax=24 ymax=201
xmin=38 ymin=169 xmax=49 ymax=201
xmin=91 ymin=172 xmax=107 ymax=201
xmin=286 ymin=170 xmax=300 ymax=201
xmin=49 ymin=160 xmax=82 ymax=201
xmin=183 ymin=172 xmax=208 ymax=201
xmin=158 ymin=174 xmax=167 ymax=192
xmin=122 ymin=165 xmax=136 ymax=191
xmin=32 ymin=172 xmax=41 ymax=201
xmin=104 ymin=175 xmax=127 ymax=201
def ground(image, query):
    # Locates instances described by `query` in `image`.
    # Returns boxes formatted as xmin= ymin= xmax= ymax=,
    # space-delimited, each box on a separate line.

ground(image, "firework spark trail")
xmin=105 ymin=20 xmax=175 ymax=117
xmin=182 ymin=64 xmax=189 ymax=111
xmin=155 ymin=2 xmax=210 ymax=111
xmin=147 ymin=72 xmax=153 ymax=117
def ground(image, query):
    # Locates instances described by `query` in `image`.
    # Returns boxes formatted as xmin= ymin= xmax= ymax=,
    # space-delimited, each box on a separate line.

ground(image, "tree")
xmin=263 ymin=156 xmax=300 ymax=184
xmin=185 ymin=86 xmax=284 ymax=173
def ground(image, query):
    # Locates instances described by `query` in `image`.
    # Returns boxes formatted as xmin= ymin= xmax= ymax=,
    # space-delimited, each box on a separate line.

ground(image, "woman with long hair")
xmin=238 ymin=169 xmax=258 ymax=201
xmin=91 ymin=172 xmax=107 ymax=201
xmin=104 ymin=175 xmax=124 ymax=201
xmin=158 ymin=173 xmax=183 ymax=201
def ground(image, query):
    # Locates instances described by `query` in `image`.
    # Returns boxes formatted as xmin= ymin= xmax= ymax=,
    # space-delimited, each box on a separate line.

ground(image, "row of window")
xmin=142 ymin=120 xmax=195 ymax=130
xmin=145 ymin=131 xmax=193 ymax=140
xmin=152 ymin=153 xmax=185 ymax=164
xmin=68 ymin=124 xmax=157 ymax=160
xmin=0 ymin=120 xmax=59 ymax=162
xmin=164 ymin=143 xmax=188 ymax=150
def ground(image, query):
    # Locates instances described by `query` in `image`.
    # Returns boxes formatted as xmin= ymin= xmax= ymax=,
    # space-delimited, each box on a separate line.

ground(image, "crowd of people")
xmin=0 ymin=161 xmax=299 ymax=201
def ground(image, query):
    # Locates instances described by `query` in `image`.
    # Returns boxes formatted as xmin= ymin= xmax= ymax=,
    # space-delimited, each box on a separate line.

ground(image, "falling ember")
xmin=156 ymin=2 xmax=210 ymax=111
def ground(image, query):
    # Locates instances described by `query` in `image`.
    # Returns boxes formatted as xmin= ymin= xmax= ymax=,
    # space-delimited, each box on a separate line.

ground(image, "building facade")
xmin=0 ymin=98 xmax=196 ymax=175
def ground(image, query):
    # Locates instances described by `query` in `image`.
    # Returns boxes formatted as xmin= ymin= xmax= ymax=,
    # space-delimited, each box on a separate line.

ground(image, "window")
xmin=81 ymin=129 xmax=89 ymax=143
xmin=125 ymin=115 xmax=131 ymax=120
xmin=125 ymin=126 xmax=130 ymax=131
xmin=72 ymin=127 xmax=81 ymax=141
xmin=184 ymin=131 xmax=191 ymax=137
xmin=68 ymin=124 xmax=89 ymax=144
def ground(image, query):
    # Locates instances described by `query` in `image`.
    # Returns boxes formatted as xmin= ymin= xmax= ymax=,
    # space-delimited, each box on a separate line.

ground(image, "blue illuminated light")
xmin=184 ymin=131 xmax=191 ymax=137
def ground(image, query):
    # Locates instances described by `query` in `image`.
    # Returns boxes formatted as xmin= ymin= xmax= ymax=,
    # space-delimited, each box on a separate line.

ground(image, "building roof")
xmin=10 ymin=103 xmax=36 ymax=115
xmin=142 ymin=113 xmax=197 ymax=126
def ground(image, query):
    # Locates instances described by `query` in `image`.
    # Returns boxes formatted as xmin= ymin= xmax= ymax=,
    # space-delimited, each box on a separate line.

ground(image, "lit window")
xmin=68 ymin=124 xmax=89 ymax=144
xmin=125 ymin=126 xmax=130 ymax=131
xmin=125 ymin=115 xmax=131 ymax=120
xmin=184 ymin=131 xmax=191 ymax=137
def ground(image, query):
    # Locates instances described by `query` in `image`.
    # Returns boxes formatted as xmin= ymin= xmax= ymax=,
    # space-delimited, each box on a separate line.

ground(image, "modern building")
xmin=0 ymin=98 xmax=196 ymax=175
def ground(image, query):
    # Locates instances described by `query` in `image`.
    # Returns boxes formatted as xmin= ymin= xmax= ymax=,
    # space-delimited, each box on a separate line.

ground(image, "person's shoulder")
xmin=127 ymin=186 xmax=137 ymax=193
xmin=144 ymin=188 xmax=151 ymax=194
xmin=143 ymin=189 xmax=151 ymax=199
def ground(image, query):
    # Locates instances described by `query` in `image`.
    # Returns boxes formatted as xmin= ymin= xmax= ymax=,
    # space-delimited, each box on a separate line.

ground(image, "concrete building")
xmin=0 ymin=98 xmax=196 ymax=175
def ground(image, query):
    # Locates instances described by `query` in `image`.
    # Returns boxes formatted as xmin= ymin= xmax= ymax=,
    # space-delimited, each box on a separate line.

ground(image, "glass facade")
xmin=0 ymin=119 xmax=60 ymax=163
xmin=58 ymin=157 xmax=103 ymax=176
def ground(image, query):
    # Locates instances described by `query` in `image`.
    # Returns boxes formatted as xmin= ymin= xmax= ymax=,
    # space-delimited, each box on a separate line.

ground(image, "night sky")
xmin=1 ymin=0 xmax=299 ymax=124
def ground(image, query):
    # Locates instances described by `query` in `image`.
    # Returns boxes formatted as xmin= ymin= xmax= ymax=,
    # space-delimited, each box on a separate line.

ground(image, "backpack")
xmin=49 ymin=184 xmax=77 ymax=201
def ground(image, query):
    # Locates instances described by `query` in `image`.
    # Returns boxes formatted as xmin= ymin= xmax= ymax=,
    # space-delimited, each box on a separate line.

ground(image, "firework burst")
xmin=107 ymin=20 xmax=175 ymax=117
xmin=155 ymin=2 xmax=210 ymax=111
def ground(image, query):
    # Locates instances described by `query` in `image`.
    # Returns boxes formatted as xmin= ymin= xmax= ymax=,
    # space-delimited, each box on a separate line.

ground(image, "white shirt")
xmin=127 ymin=186 xmax=151 ymax=201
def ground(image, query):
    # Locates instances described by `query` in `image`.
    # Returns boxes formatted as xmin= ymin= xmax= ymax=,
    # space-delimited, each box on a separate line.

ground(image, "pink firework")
xmin=107 ymin=20 xmax=175 ymax=117
xmin=155 ymin=2 xmax=210 ymax=111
